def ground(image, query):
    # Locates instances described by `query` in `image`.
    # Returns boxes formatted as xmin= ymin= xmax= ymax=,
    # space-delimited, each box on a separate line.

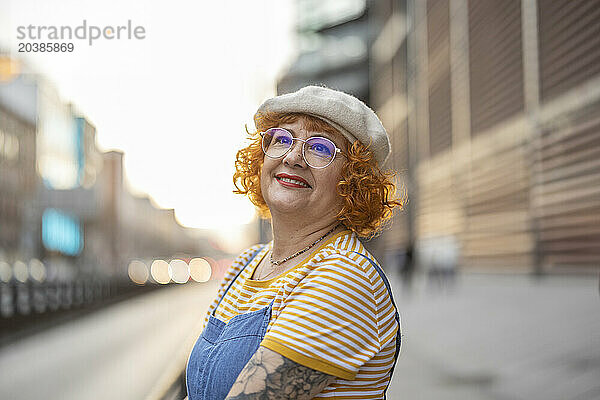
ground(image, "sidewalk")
xmin=386 ymin=272 xmax=600 ymax=400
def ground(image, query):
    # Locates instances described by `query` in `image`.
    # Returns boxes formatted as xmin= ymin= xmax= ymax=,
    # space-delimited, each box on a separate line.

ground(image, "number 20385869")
xmin=18 ymin=42 xmax=74 ymax=52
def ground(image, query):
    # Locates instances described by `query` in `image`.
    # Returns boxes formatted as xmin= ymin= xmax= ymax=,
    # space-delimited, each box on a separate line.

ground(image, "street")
xmin=0 ymin=281 xmax=219 ymax=400
xmin=0 ymin=273 xmax=598 ymax=400
xmin=388 ymin=273 xmax=600 ymax=400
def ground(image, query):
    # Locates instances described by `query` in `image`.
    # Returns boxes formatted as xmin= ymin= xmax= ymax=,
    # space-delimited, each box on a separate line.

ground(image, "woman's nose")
xmin=283 ymin=140 xmax=306 ymax=167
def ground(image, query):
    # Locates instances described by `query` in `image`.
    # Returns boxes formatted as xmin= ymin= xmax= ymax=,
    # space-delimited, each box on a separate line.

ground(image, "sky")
xmin=0 ymin=0 xmax=296 ymax=249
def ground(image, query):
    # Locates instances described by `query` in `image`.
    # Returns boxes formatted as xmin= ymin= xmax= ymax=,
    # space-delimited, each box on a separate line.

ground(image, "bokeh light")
xmin=29 ymin=259 xmax=46 ymax=283
xmin=13 ymin=260 xmax=28 ymax=283
xmin=189 ymin=258 xmax=212 ymax=282
xmin=168 ymin=259 xmax=190 ymax=284
xmin=0 ymin=55 xmax=21 ymax=82
xmin=0 ymin=261 xmax=12 ymax=283
xmin=128 ymin=260 xmax=149 ymax=285
xmin=150 ymin=260 xmax=170 ymax=284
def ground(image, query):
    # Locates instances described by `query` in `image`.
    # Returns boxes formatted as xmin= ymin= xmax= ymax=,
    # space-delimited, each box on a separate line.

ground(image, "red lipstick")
xmin=275 ymin=173 xmax=311 ymax=188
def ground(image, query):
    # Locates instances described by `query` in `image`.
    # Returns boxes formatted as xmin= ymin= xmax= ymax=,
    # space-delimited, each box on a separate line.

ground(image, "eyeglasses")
xmin=260 ymin=128 xmax=342 ymax=169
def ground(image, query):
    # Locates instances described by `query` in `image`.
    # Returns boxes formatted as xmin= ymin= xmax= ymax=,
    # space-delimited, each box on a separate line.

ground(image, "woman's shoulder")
xmin=308 ymin=232 xmax=383 ymax=287
xmin=304 ymin=234 xmax=398 ymax=338
xmin=317 ymin=231 xmax=374 ymax=264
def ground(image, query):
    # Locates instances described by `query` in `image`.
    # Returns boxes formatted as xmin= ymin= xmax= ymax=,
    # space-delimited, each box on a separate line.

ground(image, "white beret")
xmin=254 ymin=86 xmax=391 ymax=167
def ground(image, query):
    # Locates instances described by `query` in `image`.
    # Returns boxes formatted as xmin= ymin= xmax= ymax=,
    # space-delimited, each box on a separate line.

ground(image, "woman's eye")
xmin=274 ymin=136 xmax=291 ymax=145
xmin=311 ymin=143 xmax=330 ymax=154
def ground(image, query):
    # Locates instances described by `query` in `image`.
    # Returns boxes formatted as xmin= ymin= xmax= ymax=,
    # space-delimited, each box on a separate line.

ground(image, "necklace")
xmin=270 ymin=223 xmax=340 ymax=266
xmin=257 ymin=223 xmax=340 ymax=280
xmin=255 ymin=224 xmax=340 ymax=280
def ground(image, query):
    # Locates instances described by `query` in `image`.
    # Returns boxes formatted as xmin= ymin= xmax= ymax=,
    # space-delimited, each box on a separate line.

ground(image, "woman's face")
xmin=260 ymin=118 xmax=347 ymax=223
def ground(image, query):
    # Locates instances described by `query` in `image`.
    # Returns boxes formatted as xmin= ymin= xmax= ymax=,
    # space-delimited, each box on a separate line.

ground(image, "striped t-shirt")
xmin=204 ymin=230 xmax=400 ymax=399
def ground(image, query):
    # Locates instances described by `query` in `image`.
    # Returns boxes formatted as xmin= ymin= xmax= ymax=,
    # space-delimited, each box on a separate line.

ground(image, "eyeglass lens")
xmin=262 ymin=128 xmax=336 ymax=168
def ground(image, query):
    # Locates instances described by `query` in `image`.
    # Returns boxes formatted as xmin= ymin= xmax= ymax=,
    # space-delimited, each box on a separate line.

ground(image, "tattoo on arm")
xmin=226 ymin=346 xmax=335 ymax=399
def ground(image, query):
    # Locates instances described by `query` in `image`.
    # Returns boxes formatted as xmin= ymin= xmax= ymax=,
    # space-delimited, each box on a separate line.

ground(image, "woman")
xmin=186 ymin=86 xmax=403 ymax=399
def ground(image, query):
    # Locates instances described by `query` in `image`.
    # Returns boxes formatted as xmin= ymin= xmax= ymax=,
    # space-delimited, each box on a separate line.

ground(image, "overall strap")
xmin=351 ymin=251 xmax=401 ymax=398
xmin=212 ymin=245 xmax=266 ymax=316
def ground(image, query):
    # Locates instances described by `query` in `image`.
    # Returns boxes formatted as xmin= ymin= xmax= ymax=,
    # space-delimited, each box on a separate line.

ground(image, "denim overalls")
xmin=185 ymin=247 xmax=401 ymax=400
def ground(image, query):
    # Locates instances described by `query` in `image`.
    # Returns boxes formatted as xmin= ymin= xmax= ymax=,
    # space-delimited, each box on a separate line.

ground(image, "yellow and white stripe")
xmin=203 ymin=230 xmax=400 ymax=399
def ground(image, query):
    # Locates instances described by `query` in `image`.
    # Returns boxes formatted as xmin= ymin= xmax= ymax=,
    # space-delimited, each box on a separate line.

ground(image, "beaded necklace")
xmin=256 ymin=224 xmax=340 ymax=280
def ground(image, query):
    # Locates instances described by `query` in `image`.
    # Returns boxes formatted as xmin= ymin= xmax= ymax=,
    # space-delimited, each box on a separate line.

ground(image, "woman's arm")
xmin=225 ymin=346 xmax=336 ymax=399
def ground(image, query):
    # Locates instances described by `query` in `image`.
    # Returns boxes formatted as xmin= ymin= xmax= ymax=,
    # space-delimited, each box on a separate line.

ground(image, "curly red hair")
xmin=233 ymin=112 xmax=404 ymax=238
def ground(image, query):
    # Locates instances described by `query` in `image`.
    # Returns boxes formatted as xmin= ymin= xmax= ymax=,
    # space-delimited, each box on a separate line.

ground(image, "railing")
xmin=0 ymin=279 xmax=157 ymax=344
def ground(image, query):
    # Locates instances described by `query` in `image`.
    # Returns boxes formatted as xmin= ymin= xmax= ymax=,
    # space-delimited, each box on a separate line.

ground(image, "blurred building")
xmin=0 ymin=56 xmax=215 ymax=319
xmin=278 ymin=0 xmax=371 ymax=101
xmin=277 ymin=0 xmax=600 ymax=273
xmin=0 ymin=72 xmax=37 ymax=264
xmin=373 ymin=0 xmax=600 ymax=273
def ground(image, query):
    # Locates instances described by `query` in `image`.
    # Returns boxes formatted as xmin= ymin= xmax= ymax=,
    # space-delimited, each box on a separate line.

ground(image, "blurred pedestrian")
xmin=426 ymin=235 xmax=458 ymax=291
xmin=400 ymin=242 xmax=415 ymax=292
xmin=186 ymin=86 xmax=404 ymax=399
